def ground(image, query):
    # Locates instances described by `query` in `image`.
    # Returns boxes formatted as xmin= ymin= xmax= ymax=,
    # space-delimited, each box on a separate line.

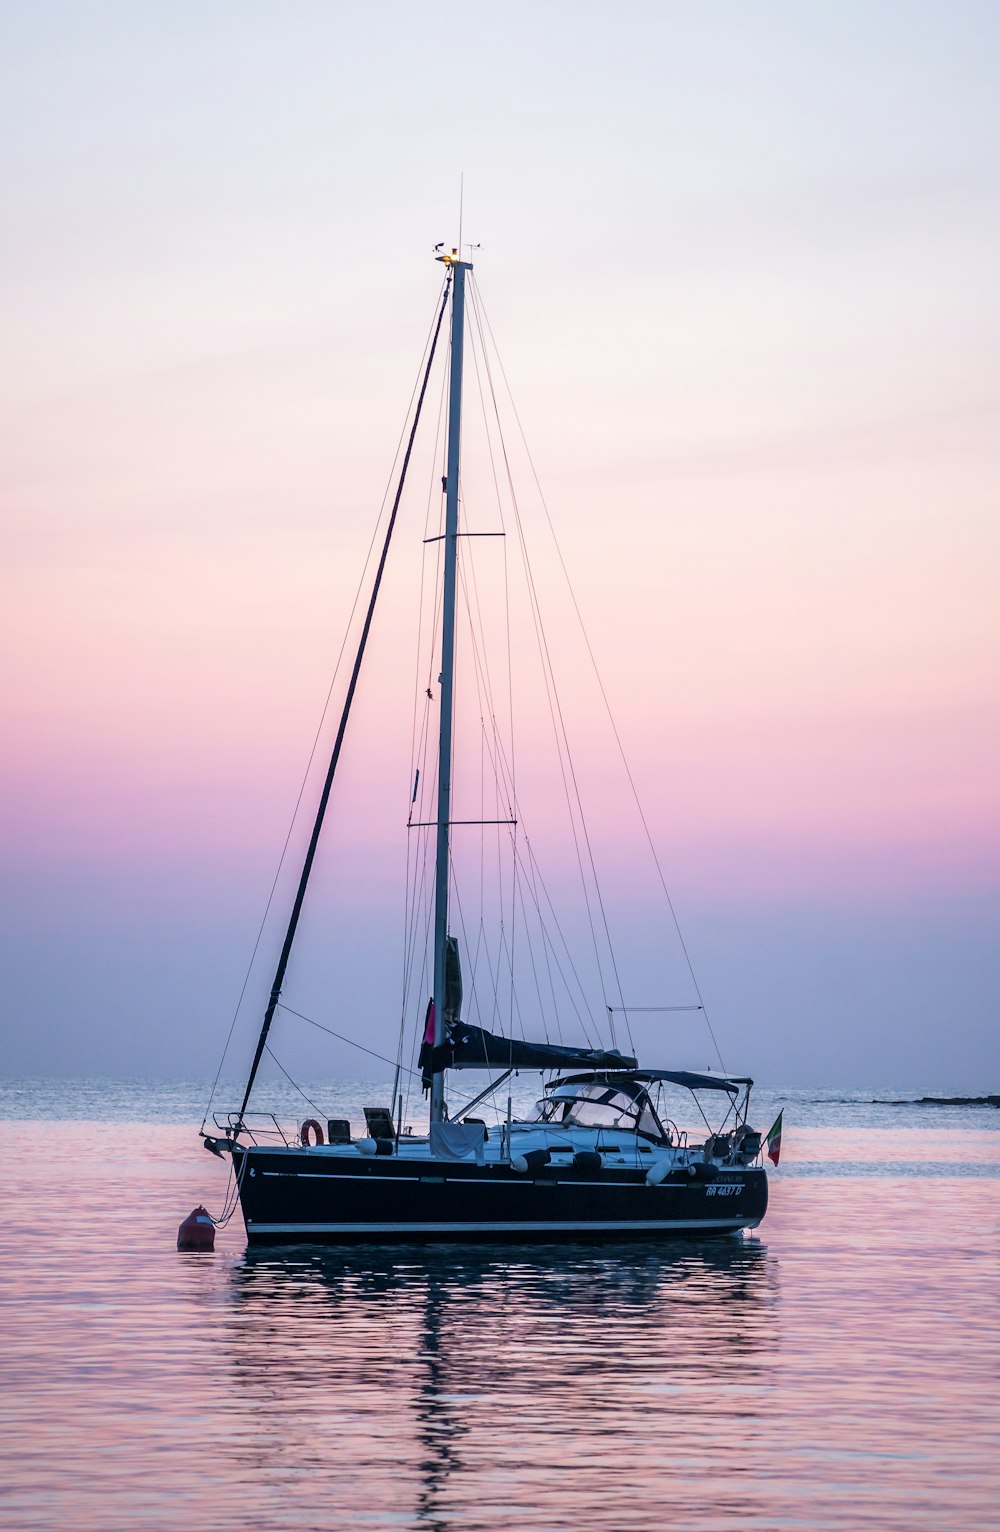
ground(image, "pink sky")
xmin=2 ymin=2 xmax=997 ymax=1085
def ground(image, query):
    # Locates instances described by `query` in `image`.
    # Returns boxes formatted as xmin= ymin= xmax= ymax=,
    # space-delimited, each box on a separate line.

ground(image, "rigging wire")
xmin=461 ymin=305 xmax=522 ymax=1048
xmin=462 ymin=715 xmax=597 ymax=1046
xmin=232 ymin=276 xmax=452 ymax=1130
xmin=277 ymin=1002 xmax=421 ymax=1076
xmin=466 ymin=276 xmax=631 ymax=1053
xmin=395 ymin=330 xmax=454 ymax=1091
xmin=471 ymin=275 xmax=724 ymax=1070
xmin=453 ymin=543 xmax=515 ymax=1038
xmin=263 ymin=1042 xmax=325 ymax=1117
xmin=200 ymin=281 xmax=455 ymax=1132
xmin=395 ymin=349 xmax=452 ymax=1119
xmin=413 ymin=290 xmax=615 ymax=1056
xmin=468 ymin=701 xmax=598 ymax=1044
xmin=201 ymin=279 xmax=454 ymax=1132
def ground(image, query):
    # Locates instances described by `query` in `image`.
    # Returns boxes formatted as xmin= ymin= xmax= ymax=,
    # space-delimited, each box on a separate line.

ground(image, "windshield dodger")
xmin=528 ymin=1081 xmax=667 ymax=1140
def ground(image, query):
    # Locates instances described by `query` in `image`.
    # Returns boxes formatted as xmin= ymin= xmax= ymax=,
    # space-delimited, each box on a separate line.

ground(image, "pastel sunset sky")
xmin=2 ymin=1 xmax=997 ymax=1088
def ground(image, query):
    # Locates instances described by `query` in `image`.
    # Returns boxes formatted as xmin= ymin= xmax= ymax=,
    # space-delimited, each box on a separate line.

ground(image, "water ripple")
xmin=1 ymin=1118 xmax=997 ymax=1530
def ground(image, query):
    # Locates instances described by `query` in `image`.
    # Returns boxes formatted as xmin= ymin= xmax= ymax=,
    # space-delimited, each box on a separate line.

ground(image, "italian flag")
xmin=765 ymin=1111 xmax=783 ymax=1166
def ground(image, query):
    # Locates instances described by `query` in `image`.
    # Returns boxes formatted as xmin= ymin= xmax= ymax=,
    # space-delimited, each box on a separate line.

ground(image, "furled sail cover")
xmin=430 ymin=1024 xmax=637 ymax=1073
xmin=444 ymin=935 xmax=462 ymax=1027
xmin=418 ymin=938 xmax=467 ymax=1089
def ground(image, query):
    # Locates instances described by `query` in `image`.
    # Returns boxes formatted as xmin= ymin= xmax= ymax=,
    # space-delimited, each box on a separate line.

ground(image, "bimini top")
xmin=427 ymin=1023 xmax=637 ymax=1075
xmin=549 ymin=1068 xmax=752 ymax=1096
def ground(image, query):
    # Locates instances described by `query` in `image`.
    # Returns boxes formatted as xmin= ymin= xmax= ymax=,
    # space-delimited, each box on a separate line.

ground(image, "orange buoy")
xmin=177 ymin=1205 xmax=216 ymax=1251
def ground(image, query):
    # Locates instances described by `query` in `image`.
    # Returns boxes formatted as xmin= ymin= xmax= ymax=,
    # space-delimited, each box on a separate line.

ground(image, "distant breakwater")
xmin=872 ymin=1095 xmax=1000 ymax=1108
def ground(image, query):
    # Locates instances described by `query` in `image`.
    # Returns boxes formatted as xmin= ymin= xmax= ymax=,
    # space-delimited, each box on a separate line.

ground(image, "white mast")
xmin=430 ymin=251 xmax=472 ymax=1125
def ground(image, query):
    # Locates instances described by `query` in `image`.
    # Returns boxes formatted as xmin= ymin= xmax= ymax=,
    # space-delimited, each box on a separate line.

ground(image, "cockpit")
xmin=526 ymin=1078 xmax=669 ymax=1142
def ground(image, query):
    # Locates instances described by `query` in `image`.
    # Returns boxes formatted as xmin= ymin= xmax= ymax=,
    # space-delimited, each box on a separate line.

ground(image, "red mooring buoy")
xmin=177 ymin=1205 xmax=216 ymax=1251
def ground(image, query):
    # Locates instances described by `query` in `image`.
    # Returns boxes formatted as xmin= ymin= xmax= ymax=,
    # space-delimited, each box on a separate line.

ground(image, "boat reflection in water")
xmin=223 ymin=1240 xmax=777 ymax=1527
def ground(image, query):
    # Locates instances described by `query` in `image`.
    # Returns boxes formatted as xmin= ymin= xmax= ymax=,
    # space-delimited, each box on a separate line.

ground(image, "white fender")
xmin=645 ymin=1158 xmax=672 ymax=1187
xmin=355 ymin=1138 xmax=377 ymax=1156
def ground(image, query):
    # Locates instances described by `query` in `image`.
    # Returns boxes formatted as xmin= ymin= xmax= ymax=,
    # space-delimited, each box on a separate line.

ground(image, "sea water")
xmin=1 ymin=1081 xmax=997 ymax=1531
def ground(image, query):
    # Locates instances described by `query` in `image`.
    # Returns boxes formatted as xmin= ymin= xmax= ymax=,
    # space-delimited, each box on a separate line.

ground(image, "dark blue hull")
xmin=233 ymin=1146 xmax=768 ymax=1245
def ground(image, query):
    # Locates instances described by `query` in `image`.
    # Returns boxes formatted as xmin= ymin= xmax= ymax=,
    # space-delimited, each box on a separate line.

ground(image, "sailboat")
xmin=201 ymin=249 xmax=769 ymax=1244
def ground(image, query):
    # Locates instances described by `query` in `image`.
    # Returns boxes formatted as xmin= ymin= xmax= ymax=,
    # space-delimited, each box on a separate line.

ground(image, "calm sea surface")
xmin=1 ymin=1081 xmax=997 ymax=1531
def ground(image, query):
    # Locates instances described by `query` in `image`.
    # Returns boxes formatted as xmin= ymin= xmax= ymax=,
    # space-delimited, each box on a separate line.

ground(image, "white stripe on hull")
xmin=259 ymin=1172 xmax=659 ymax=1188
xmin=247 ymin=1216 xmax=758 ymax=1235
